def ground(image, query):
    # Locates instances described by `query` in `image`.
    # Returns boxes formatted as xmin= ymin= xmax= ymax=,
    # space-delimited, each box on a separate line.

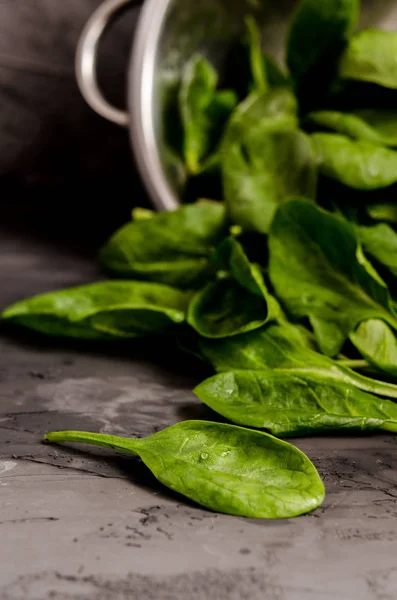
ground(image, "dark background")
xmin=0 ymin=0 xmax=146 ymax=256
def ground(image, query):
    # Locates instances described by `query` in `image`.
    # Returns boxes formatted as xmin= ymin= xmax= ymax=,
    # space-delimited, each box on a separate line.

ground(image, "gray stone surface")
xmin=1 ymin=232 xmax=397 ymax=600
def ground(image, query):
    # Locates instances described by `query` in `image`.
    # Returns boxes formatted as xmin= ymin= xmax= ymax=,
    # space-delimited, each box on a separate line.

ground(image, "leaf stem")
xmin=346 ymin=370 xmax=397 ymax=400
xmin=336 ymin=359 xmax=370 ymax=369
xmin=44 ymin=431 xmax=141 ymax=455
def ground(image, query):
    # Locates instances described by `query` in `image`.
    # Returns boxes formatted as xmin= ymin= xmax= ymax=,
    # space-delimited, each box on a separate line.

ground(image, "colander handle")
xmin=76 ymin=0 xmax=140 ymax=127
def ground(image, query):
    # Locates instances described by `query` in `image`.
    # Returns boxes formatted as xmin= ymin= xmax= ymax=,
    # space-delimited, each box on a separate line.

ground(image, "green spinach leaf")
xmin=2 ymin=281 xmax=190 ymax=339
xmin=187 ymin=278 xmax=270 ymax=339
xmin=223 ymin=118 xmax=317 ymax=234
xmin=312 ymin=133 xmax=397 ymax=190
xmin=45 ymin=421 xmax=325 ymax=519
xmin=340 ymin=29 xmax=397 ymax=89
xmin=197 ymin=322 xmax=397 ymax=399
xmin=187 ymin=237 xmax=277 ymax=338
xmin=306 ymin=110 xmax=397 ymax=146
xmin=195 ymin=370 xmax=397 ymax=437
xmin=179 ymin=55 xmax=237 ymax=174
xmin=359 ymin=223 xmax=397 ymax=278
xmin=99 ymin=201 xmax=227 ymax=288
xmin=269 ymin=200 xmax=397 ymax=357
xmin=287 ymin=0 xmax=359 ymax=107
xmin=350 ymin=319 xmax=397 ymax=377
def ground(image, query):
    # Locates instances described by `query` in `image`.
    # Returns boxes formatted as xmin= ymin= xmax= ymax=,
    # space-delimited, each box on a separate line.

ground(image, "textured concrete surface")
xmin=1 ymin=234 xmax=397 ymax=600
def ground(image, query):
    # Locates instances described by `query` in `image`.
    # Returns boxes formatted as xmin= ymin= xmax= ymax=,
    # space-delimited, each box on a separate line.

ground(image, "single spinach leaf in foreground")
xmin=223 ymin=118 xmax=317 ymax=234
xmin=195 ymin=370 xmax=397 ymax=437
xmin=287 ymin=0 xmax=359 ymax=107
xmin=45 ymin=421 xmax=325 ymax=519
xmin=269 ymin=200 xmax=397 ymax=357
xmin=350 ymin=319 xmax=397 ymax=377
xmin=198 ymin=322 xmax=397 ymax=399
xmin=99 ymin=201 xmax=226 ymax=288
xmin=2 ymin=281 xmax=190 ymax=339
xmin=340 ymin=29 xmax=397 ymax=89
xmin=312 ymin=133 xmax=397 ymax=190
xmin=187 ymin=238 xmax=278 ymax=338
xmin=359 ymin=223 xmax=397 ymax=278
xmin=179 ymin=55 xmax=237 ymax=174
xmin=306 ymin=110 xmax=397 ymax=147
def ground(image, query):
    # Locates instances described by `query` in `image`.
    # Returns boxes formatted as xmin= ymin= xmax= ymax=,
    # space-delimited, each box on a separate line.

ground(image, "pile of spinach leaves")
xmin=5 ymin=0 xmax=397 ymax=520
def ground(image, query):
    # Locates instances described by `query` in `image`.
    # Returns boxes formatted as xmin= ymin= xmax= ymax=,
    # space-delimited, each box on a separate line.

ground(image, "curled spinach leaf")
xmin=179 ymin=55 xmax=237 ymax=174
xmin=312 ymin=133 xmax=397 ymax=190
xmin=223 ymin=117 xmax=317 ymax=234
xmin=350 ymin=319 xmax=397 ymax=377
xmin=187 ymin=237 xmax=278 ymax=338
xmin=269 ymin=200 xmax=397 ymax=357
xmin=99 ymin=201 xmax=227 ymax=288
xmin=45 ymin=421 xmax=325 ymax=519
xmin=214 ymin=236 xmax=273 ymax=299
xmin=2 ymin=281 xmax=190 ymax=339
xmin=340 ymin=29 xmax=397 ymax=89
xmin=195 ymin=370 xmax=397 ymax=437
xmin=306 ymin=110 xmax=397 ymax=147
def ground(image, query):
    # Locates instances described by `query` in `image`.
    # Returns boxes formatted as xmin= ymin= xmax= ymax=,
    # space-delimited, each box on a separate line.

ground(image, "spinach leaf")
xmin=187 ymin=278 xmax=270 ymax=339
xmin=179 ymin=55 xmax=237 ymax=174
xmin=2 ymin=281 xmax=190 ymax=339
xmin=45 ymin=421 xmax=325 ymax=519
xmin=359 ymin=223 xmax=397 ymax=278
xmin=197 ymin=322 xmax=397 ymax=399
xmin=268 ymin=200 xmax=397 ymax=357
xmin=367 ymin=203 xmax=397 ymax=225
xmin=195 ymin=370 xmax=397 ymax=437
xmin=312 ymin=133 xmax=397 ymax=190
xmin=287 ymin=0 xmax=359 ymax=108
xmin=187 ymin=237 xmax=278 ymax=338
xmin=350 ymin=319 xmax=397 ymax=377
xmin=222 ymin=118 xmax=317 ymax=234
xmin=306 ymin=110 xmax=397 ymax=147
xmin=340 ymin=29 xmax=397 ymax=89
xmin=99 ymin=201 xmax=227 ymax=289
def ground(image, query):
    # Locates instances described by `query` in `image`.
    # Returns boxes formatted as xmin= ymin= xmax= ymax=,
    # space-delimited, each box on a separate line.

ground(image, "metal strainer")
xmin=76 ymin=0 xmax=397 ymax=211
